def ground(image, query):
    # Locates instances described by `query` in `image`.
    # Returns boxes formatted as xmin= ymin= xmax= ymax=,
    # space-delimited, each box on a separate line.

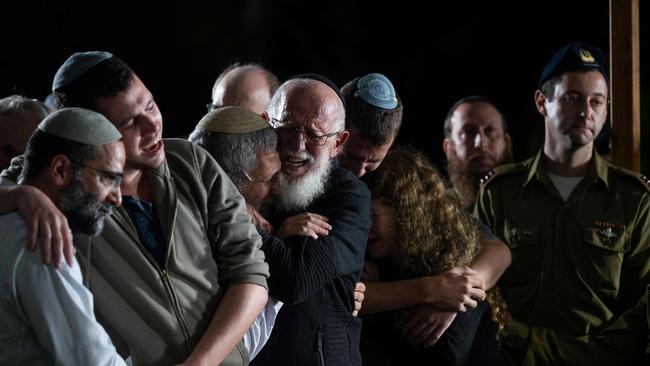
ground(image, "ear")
xmin=330 ymin=130 xmax=349 ymax=159
xmin=534 ymin=90 xmax=548 ymax=117
xmin=49 ymin=155 xmax=73 ymax=188
xmin=504 ymin=133 xmax=513 ymax=159
xmin=442 ymin=138 xmax=453 ymax=159
xmin=261 ymin=111 xmax=270 ymax=122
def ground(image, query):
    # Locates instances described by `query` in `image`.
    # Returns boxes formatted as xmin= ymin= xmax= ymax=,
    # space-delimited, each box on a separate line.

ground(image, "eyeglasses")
xmin=72 ymin=161 xmax=123 ymax=191
xmin=271 ymin=118 xmax=341 ymax=146
xmin=243 ymin=171 xmax=276 ymax=185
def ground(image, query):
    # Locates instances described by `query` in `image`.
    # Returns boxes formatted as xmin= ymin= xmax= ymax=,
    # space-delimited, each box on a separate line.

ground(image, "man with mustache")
xmin=1 ymin=51 xmax=269 ymax=365
xmin=0 ymin=108 xmax=128 ymax=365
xmin=248 ymin=75 xmax=371 ymax=366
xmin=476 ymin=42 xmax=650 ymax=364
xmin=338 ymin=73 xmax=511 ymax=351
xmin=442 ymin=95 xmax=512 ymax=210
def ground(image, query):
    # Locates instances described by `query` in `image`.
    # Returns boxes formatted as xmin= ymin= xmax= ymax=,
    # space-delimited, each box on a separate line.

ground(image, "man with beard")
xmin=246 ymin=75 xmax=371 ymax=366
xmin=442 ymin=95 xmax=512 ymax=210
xmin=0 ymin=107 xmax=128 ymax=365
xmin=476 ymin=42 xmax=650 ymax=364
xmin=0 ymin=51 xmax=269 ymax=365
xmin=338 ymin=73 xmax=511 ymax=350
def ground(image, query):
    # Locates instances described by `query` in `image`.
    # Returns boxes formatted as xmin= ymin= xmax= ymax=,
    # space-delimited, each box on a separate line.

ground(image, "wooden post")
xmin=610 ymin=0 xmax=641 ymax=171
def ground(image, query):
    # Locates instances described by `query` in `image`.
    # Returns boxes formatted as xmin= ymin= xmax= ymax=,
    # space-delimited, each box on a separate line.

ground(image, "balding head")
xmin=211 ymin=64 xmax=279 ymax=114
xmin=265 ymin=78 xmax=348 ymax=212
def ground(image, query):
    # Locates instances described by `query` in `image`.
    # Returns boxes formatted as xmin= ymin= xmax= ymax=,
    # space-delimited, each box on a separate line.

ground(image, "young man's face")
xmin=536 ymin=70 xmax=608 ymax=150
xmin=338 ymin=128 xmax=394 ymax=178
xmin=94 ymin=75 xmax=165 ymax=171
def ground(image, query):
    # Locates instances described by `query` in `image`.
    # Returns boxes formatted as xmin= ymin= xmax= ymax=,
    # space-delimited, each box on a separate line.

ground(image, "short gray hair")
xmin=0 ymin=95 xmax=50 ymax=120
xmin=188 ymin=127 xmax=277 ymax=189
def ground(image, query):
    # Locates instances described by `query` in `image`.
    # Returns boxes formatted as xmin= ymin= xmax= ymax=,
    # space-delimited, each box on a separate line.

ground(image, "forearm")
xmin=362 ymin=278 xmax=430 ymax=315
xmin=505 ymin=296 xmax=649 ymax=366
xmin=183 ymin=283 xmax=268 ymax=366
xmin=471 ymin=238 xmax=511 ymax=289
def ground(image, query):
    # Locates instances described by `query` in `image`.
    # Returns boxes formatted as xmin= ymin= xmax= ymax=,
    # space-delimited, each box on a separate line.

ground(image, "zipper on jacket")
xmin=315 ymin=326 xmax=325 ymax=366
xmin=161 ymin=268 xmax=194 ymax=351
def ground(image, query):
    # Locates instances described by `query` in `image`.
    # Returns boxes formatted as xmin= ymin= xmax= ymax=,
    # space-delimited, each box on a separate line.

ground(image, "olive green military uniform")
xmin=475 ymin=150 xmax=650 ymax=365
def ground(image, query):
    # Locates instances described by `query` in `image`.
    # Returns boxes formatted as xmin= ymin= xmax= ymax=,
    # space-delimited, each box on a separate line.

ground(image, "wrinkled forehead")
xmin=451 ymin=102 xmax=504 ymax=130
xmin=91 ymin=140 xmax=126 ymax=169
xmin=276 ymin=82 xmax=342 ymax=128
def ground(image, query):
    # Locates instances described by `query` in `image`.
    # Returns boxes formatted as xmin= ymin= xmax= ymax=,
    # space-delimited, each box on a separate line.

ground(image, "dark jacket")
xmin=252 ymin=164 xmax=371 ymax=366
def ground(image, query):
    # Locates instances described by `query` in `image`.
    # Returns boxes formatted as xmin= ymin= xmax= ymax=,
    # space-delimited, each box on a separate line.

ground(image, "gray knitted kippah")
xmin=52 ymin=51 xmax=113 ymax=91
xmin=38 ymin=107 xmax=122 ymax=145
xmin=196 ymin=106 xmax=271 ymax=133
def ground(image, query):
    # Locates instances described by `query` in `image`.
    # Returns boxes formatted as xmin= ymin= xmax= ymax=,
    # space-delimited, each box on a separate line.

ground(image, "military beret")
xmin=196 ymin=106 xmax=271 ymax=133
xmin=38 ymin=107 xmax=122 ymax=145
xmin=354 ymin=73 xmax=398 ymax=110
xmin=539 ymin=42 xmax=606 ymax=87
xmin=52 ymin=51 xmax=113 ymax=91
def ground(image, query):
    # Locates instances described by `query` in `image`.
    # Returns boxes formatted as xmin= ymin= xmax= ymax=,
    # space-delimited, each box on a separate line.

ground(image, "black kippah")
xmin=288 ymin=73 xmax=346 ymax=108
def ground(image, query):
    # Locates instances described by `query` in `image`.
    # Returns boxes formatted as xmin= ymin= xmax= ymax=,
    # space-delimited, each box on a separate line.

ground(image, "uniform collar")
xmin=524 ymin=148 xmax=609 ymax=188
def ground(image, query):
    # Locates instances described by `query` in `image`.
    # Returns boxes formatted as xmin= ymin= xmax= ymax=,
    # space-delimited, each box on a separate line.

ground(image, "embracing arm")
xmin=183 ymin=284 xmax=268 ymax=366
xmin=0 ymin=184 xmax=74 ymax=267
xmin=261 ymin=173 xmax=371 ymax=304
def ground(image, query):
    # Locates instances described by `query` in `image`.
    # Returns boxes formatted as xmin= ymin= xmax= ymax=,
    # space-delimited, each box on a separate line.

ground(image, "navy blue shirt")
xmin=122 ymin=196 xmax=166 ymax=267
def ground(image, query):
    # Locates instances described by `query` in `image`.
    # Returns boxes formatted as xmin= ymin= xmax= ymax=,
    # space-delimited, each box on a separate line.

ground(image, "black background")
xmin=1 ymin=1 xmax=647 ymax=172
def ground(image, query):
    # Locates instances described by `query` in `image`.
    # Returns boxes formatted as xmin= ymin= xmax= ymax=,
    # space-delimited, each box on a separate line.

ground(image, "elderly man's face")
xmin=268 ymin=81 xmax=348 ymax=211
xmin=273 ymin=84 xmax=347 ymax=182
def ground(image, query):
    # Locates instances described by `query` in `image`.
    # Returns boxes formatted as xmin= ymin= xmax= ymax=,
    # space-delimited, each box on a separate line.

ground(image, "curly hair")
xmin=364 ymin=145 xmax=511 ymax=338
xmin=364 ymin=146 xmax=479 ymax=277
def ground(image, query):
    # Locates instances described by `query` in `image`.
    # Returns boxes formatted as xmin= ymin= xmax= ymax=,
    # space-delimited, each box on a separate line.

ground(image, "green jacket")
xmin=475 ymin=150 xmax=650 ymax=365
xmin=74 ymin=139 xmax=269 ymax=365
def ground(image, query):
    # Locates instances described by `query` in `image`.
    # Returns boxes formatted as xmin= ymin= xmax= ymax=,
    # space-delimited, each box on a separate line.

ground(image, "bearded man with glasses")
xmin=248 ymin=75 xmax=371 ymax=366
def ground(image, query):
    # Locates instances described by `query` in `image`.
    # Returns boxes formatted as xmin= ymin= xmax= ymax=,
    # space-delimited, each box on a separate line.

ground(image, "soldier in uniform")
xmin=475 ymin=42 xmax=650 ymax=364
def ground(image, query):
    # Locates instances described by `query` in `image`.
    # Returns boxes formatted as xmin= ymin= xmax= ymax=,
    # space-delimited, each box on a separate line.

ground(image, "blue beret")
xmin=538 ymin=42 xmax=606 ymax=87
xmin=354 ymin=73 xmax=398 ymax=110
xmin=52 ymin=51 xmax=113 ymax=91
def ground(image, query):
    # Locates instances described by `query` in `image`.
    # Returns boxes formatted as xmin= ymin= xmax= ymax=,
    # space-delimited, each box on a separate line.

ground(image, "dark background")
xmin=1 ymin=1 xmax=647 ymax=172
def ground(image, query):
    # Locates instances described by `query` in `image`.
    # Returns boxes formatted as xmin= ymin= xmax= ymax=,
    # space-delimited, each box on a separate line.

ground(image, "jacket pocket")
xmin=581 ymin=227 xmax=628 ymax=293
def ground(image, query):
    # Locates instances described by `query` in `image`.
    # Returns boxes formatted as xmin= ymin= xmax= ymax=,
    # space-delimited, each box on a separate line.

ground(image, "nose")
xmin=287 ymin=129 xmax=307 ymax=152
xmin=473 ymin=133 xmax=483 ymax=149
xmin=106 ymin=186 xmax=122 ymax=207
xmin=138 ymin=113 xmax=161 ymax=135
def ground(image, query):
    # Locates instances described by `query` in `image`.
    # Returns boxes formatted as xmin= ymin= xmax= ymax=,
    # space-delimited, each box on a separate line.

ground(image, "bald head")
xmin=267 ymin=78 xmax=345 ymax=133
xmin=211 ymin=64 xmax=278 ymax=114
xmin=265 ymin=78 xmax=348 ymax=212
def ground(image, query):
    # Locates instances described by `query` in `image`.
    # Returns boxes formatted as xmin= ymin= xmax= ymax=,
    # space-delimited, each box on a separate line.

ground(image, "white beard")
xmin=276 ymin=152 xmax=332 ymax=213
